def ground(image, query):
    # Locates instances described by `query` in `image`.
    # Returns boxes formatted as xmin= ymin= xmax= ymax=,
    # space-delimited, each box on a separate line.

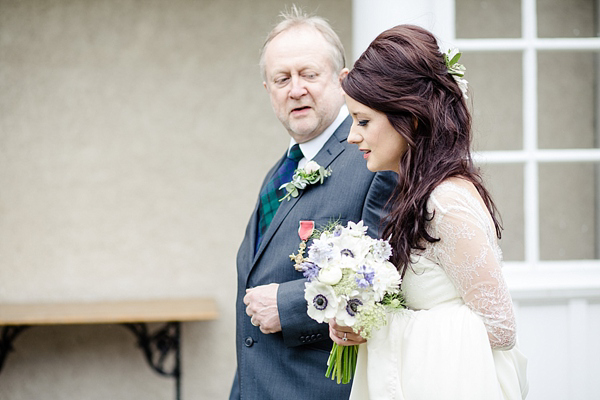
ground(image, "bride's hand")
xmin=329 ymin=319 xmax=366 ymax=346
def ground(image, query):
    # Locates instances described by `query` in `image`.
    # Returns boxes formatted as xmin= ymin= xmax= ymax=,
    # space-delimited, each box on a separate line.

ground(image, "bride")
xmin=329 ymin=25 xmax=529 ymax=399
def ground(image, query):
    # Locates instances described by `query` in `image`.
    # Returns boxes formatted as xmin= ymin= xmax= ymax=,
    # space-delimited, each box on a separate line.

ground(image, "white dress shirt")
xmin=287 ymin=105 xmax=349 ymax=169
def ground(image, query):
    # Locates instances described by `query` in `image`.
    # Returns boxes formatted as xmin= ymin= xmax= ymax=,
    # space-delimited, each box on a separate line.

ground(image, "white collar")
xmin=288 ymin=105 xmax=349 ymax=167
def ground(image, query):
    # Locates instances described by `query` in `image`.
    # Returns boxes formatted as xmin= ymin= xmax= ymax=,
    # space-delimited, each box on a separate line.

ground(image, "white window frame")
xmin=352 ymin=0 xmax=600 ymax=300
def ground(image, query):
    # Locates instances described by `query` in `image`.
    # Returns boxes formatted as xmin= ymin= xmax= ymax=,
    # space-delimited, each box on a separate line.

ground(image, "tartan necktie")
xmin=256 ymin=144 xmax=304 ymax=250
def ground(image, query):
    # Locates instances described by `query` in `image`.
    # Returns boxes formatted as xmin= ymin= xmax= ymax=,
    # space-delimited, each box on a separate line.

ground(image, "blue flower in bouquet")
xmin=355 ymin=265 xmax=375 ymax=288
xmin=300 ymin=261 xmax=320 ymax=282
xmin=308 ymin=239 xmax=335 ymax=264
xmin=371 ymin=239 xmax=393 ymax=263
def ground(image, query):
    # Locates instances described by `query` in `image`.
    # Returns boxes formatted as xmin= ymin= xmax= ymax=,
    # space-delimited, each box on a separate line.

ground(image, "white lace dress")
xmin=349 ymin=180 xmax=529 ymax=400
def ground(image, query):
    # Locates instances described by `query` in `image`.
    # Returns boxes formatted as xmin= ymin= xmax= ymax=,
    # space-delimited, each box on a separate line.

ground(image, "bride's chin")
xmin=366 ymin=161 xmax=381 ymax=173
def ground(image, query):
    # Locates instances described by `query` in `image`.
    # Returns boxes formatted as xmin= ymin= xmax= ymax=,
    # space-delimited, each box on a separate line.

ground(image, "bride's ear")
xmin=412 ymin=117 xmax=419 ymax=130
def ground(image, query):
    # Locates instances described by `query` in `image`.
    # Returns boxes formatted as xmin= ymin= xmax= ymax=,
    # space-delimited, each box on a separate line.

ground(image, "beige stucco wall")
xmin=0 ymin=0 xmax=351 ymax=398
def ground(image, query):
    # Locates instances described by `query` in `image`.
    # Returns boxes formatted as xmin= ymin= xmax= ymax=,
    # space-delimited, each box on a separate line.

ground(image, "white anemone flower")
xmin=330 ymin=230 xmax=371 ymax=263
xmin=305 ymin=281 xmax=339 ymax=323
xmin=336 ymin=296 xmax=366 ymax=327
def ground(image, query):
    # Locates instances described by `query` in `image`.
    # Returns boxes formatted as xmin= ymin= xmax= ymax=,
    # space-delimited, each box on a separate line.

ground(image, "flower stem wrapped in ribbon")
xmin=292 ymin=220 xmax=405 ymax=384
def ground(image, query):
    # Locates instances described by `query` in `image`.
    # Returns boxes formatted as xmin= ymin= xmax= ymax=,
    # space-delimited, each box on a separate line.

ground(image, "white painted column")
xmin=522 ymin=0 xmax=540 ymax=266
xmin=351 ymin=0 xmax=456 ymax=61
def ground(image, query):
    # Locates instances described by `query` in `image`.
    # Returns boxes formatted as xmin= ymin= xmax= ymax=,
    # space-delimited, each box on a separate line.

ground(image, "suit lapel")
xmin=252 ymin=116 xmax=351 ymax=265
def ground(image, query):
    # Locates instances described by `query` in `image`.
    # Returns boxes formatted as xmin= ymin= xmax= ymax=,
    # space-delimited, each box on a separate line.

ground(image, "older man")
xmin=230 ymin=7 xmax=395 ymax=400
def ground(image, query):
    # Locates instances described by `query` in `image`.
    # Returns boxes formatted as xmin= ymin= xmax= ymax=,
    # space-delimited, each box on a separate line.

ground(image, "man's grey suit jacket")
xmin=230 ymin=116 xmax=396 ymax=400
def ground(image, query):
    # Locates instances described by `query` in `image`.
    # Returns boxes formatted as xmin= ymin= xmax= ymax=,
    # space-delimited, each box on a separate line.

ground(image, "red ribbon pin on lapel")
xmin=298 ymin=220 xmax=315 ymax=241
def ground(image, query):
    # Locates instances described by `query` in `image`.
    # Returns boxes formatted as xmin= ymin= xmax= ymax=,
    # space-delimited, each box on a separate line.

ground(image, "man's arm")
xmin=361 ymin=171 xmax=397 ymax=238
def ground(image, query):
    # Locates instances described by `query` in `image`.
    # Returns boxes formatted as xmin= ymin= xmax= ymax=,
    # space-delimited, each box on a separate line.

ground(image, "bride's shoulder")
xmin=428 ymin=177 xmax=485 ymax=214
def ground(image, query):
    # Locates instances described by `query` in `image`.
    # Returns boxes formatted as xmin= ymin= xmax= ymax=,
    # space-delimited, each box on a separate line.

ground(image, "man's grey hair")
xmin=259 ymin=4 xmax=346 ymax=81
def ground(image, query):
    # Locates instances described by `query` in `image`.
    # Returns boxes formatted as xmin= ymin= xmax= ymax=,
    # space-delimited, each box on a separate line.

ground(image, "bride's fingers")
xmin=329 ymin=324 xmax=347 ymax=345
xmin=329 ymin=325 xmax=365 ymax=345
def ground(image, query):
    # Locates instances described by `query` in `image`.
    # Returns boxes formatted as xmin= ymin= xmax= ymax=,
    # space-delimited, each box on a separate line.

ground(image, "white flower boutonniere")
xmin=279 ymin=161 xmax=332 ymax=202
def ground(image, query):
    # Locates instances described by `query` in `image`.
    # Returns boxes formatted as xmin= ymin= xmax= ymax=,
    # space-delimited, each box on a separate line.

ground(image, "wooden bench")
xmin=0 ymin=297 xmax=218 ymax=400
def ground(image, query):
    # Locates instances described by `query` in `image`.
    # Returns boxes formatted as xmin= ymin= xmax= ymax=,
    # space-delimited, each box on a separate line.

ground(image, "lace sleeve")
xmin=427 ymin=181 xmax=516 ymax=350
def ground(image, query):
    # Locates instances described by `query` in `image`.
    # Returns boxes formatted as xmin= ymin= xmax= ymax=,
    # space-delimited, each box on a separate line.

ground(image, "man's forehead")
xmin=264 ymin=32 xmax=334 ymax=77
xmin=266 ymin=26 xmax=328 ymax=58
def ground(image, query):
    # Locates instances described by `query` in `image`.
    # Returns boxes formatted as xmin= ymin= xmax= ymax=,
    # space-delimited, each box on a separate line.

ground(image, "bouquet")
xmin=291 ymin=220 xmax=404 ymax=384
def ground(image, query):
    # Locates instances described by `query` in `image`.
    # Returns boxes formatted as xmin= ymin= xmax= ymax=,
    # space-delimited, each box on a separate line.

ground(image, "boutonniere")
xmin=279 ymin=161 xmax=332 ymax=202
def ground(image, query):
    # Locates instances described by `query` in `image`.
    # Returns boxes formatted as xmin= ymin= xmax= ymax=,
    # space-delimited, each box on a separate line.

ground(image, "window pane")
xmin=537 ymin=0 xmax=597 ymax=38
xmin=479 ymin=163 xmax=525 ymax=261
xmin=465 ymin=52 xmax=523 ymax=151
xmin=539 ymin=162 xmax=599 ymax=260
xmin=456 ymin=0 xmax=521 ymax=38
xmin=538 ymin=52 xmax=598 ymax=149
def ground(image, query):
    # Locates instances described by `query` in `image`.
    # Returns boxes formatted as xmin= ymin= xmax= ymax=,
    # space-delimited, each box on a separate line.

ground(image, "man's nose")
xmin=289 ymin=77 xmax=307 ymax=99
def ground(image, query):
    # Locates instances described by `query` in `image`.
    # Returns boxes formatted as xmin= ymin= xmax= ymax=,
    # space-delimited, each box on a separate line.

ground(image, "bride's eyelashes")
xmin=358 ymin=120 xmax=369 ymax=126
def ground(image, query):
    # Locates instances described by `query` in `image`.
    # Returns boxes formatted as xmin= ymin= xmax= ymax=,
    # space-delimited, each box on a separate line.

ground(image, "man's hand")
xmin=244 ymin=283 xmax=282 ymax=334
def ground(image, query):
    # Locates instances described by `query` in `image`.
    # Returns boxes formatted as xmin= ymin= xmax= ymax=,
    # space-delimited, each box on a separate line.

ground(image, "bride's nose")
xmin=347 ymin=127 xmax=362 ymax=145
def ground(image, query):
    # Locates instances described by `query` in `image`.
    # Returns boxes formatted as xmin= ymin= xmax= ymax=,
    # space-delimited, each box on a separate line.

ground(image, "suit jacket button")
xmin=316 ymin=333 xmax=322 ymax=339
xmin=310 ymin=334 xmax=316 ymax=341
xmin=244 ymin=337 xmax=254 ymax=347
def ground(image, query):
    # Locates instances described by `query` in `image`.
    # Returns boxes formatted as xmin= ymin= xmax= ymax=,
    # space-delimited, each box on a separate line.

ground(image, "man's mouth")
xmin=291 ymin=106 xmax=311 ymax=114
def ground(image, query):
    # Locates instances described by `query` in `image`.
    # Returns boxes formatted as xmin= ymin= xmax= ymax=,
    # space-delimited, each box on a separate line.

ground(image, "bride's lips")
xmin=360 ymin=149 xmax=371 ymax=160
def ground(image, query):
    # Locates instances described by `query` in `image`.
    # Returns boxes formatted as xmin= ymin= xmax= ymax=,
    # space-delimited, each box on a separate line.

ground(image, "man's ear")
xmin=263 ymin=81 xmax=268 ymax=92
xmin=338 ymin=68 xmax=349 ymax=84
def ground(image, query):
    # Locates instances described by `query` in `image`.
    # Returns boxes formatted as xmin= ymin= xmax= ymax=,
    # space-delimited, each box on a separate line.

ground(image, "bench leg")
xmin=122 ymin=322 xmax=181 ymax=400
xmin=0 ymin=325 xmax=30 ymax=373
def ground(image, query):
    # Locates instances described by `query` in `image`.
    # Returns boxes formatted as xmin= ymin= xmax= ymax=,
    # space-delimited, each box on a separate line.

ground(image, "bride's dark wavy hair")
xmin=342 ymin=25 xmax=502 ymax=276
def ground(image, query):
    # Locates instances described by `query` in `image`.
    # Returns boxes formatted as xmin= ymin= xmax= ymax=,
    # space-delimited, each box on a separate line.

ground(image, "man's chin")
xmin=288 ymin=122 xmax=321 ymax=142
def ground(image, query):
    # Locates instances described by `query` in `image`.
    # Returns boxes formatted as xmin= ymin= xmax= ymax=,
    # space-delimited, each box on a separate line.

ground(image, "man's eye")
xmin=275 ymin=77 xmax=289 ymax=85
xmin=358 ymin=120 xmax=369 ymax=127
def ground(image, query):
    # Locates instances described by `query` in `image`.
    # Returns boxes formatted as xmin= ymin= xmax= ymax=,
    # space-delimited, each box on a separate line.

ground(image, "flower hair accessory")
xmin=443 ymin=48 xmax=468 ymax=99
xmin=279 ymin=160 xmax=332 ymax=202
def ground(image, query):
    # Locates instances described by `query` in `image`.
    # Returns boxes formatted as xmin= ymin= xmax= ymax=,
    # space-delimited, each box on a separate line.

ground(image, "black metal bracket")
xmin=122 ymin=321 xmax=181 ymax=399
xmin=0 ymin=325 xmax=30 ymax=373
xmin=0 ymin=322 xmax=182 ymax=400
